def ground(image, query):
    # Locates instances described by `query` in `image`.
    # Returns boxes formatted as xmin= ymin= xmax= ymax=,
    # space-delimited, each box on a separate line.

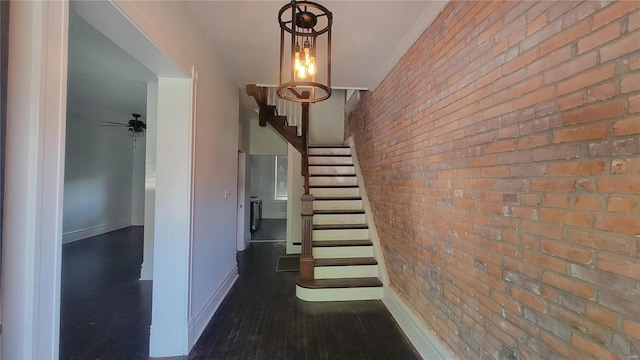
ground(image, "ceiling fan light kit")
xmin=101 ymin=113 xmax=146 ymax=137
xmin=277 ymin=0 xmax=332 ymax=103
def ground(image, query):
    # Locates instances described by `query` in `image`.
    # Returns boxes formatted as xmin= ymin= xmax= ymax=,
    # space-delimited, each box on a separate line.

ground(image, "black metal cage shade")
xmin=277 ymin=0 xmax=332 ymax=103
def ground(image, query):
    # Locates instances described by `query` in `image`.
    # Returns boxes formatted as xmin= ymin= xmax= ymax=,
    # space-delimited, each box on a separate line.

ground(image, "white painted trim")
xmin=242 ymin=234 xmax=252 ymax=250
xmin=383 ymin=289 xmax=456 ymax=360
xmin=62 ymin=220 xmax=132 ymax=244
xmin=263 ymin=211 xmax=286 ymax=219
xmin=346 ymin=137 xmax=389 ymax=286
xmin=369 ymin=1 xmax=448 ymax=91
xmin=2 ymin=2 xmax=68 ymax=358
xmin=187 ymin=266 xmax=238 ymax=349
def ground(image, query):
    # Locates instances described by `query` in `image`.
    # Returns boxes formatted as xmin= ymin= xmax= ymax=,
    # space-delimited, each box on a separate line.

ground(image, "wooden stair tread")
xmin=314 ymin=196 xmax=362 ymax=201
xmin=313 ymin=224 xmax=368 ymax=230
xmin=314 ymin=209 xmax=365 ymax=215
xmin=313 ymin=240 xmax=372 ymax=247
xmin=309 ymin=164 xmax=354 ymax=167
xmin=309 ymin=174 xmax=356 ymax=177
xmin=296 ymin=277 xmax=382 ymax=289
xmin=309 ymin=145 xmax=350 ymax=148
xmin=315 ymin=257 xmax=378 ymax=266
xmin=309 ymin=154 xmax=352 ymax=157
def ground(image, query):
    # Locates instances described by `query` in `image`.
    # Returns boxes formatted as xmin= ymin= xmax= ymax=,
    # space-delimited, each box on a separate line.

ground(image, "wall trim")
xmin=346 ymin=137 xmax=389 ymax=286
xmin=263 ymin=211 xmax=286 ymax=219
xmin=62 ymin=219 xmax=132 ymax=244
xmin=187 ymin=265 xmax=238 ymax=349
xmin=384 ymin=288 xmax=456 ymax=360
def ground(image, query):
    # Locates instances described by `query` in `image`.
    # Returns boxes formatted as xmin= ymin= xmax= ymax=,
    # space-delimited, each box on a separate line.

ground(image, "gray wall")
xmin=250 ymin=155 xmax=287 ymax=219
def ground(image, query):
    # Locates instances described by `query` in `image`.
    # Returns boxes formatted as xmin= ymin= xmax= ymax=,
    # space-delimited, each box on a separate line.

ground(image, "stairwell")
xmin=247 ymin=85 xmax=384 ymax=302
xmin=296 ymin=145 xmax=384 ymax=301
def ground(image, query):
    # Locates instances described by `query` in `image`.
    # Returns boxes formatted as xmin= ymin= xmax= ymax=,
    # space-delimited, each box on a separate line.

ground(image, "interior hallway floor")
xmin=251 ymin=218 xmax=287 ymax=241
xmin=60 ymin=226 xmax=419 ymax=360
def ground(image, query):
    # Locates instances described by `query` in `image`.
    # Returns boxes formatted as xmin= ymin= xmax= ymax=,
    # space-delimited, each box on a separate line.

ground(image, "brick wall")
xmin=346 ymin=1 xmax=640 ymax=359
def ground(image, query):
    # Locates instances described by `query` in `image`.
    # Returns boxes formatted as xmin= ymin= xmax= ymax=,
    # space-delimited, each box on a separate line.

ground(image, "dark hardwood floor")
xmin=252 ymin=219 xmax=286 ymax=241
xmin=60 ymin=226 xmax=151 ymax=360
xmin=60 ymin=226 xmax=419 ymax=360
xmin=190 ymin=242 xmax=420 ymax=360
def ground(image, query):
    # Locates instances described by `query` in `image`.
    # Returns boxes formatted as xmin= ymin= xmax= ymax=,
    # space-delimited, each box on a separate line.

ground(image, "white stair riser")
xmin=313 ymin=214 xmax=366 ymax=225
xmin=313 ymin=246 xmax=373 ymax=258
xmin=309 ymin=166 xmax=355 ymax=175
xmin=309 ymin=156 xmax=353 ymax=165
xmin=313 ymin=228 xmax=369 ymax=240
xmin=314 ymin=200 xmax=362 ymax=210
xmin=309 ymin=176 xmax=357 ymax=186
xmin=310 ymin=187 xmax=360 ymax=197
xmin=315 ymin=265 xmax=378 ymax=279
xmin=296 ymin=285 xmax=383 ymax=301
xmin=308 ymin=148 xmax=351 ymax=156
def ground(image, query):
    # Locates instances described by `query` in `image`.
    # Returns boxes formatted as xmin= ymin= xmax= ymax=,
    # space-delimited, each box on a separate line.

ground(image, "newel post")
xmin=299 ymin=194 xmax=315 ymax=281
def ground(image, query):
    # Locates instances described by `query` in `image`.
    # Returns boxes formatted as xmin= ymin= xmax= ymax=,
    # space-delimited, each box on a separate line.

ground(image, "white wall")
xmin=309 ymin=89 xmax=346 ymax=145
xmin=238 ymin=106 xmax=251 ymax=249
xmin=109 ymin=1 xmax=241 ymax=355
xmin=62 ymin=12 xmax=151 ymax=243
xmin=250 ymin=155 xmax=287 ymax=219
xmin=249 ymin=117 xmax=287 ymax=155
xmin=286 ymin=144 xmax=303 ymax=254
xmin=140 ymin=82 xmax=158 ymax=280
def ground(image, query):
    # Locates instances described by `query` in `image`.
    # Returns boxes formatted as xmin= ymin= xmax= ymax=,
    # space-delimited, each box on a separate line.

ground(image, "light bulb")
xmin=297 ymin=66 xmax=307 ymax=80
xmin=308 ymin=48 xmax=316 ymax=75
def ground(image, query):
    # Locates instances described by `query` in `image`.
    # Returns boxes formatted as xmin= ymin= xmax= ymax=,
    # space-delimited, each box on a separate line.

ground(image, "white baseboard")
xmin=62 ymin=220 xmax=132 ymax=244
xmin=384 ymin=288 xmax=456 ymax=360
xmin=243 ymin=234 xmax=251 ymax=250
xmin=140 ymin=261 xmax=153 ymax=280
xmin=188 ymin=265 xmax=238 ymax=349
xmin=262 ymin=211 xmax=286 ymax=219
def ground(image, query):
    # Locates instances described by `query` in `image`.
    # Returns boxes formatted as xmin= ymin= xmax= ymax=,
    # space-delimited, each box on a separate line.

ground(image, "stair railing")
xmin=246 ymin=84 xmax=314 ymax=281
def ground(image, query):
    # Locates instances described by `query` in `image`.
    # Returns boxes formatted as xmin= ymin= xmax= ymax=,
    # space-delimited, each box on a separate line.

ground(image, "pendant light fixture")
xmin=277 ymin=0 xmax=332 ymax=103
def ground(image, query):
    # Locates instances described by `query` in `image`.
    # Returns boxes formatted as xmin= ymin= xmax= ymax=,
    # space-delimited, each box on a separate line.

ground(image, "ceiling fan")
xmin=102 ymin=113 xmax=146 ymax=135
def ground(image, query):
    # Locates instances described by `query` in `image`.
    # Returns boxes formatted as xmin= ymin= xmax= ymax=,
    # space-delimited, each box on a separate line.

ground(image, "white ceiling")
xmin=189 ymin=1 xmax=447 ymax=91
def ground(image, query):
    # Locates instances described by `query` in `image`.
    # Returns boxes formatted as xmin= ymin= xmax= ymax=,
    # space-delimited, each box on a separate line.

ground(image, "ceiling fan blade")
xmin=104 ymin=121 xmax=129 ymax=126
xmin=100 ymin=124 xmax=130 ymax=127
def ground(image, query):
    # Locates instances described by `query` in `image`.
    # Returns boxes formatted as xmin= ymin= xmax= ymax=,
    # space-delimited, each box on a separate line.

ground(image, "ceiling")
xmin=188 ymin=1 xmax=447 ymax=91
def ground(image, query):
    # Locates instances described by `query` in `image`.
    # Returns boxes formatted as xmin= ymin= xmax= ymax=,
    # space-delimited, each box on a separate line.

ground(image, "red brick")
xmin=593 ymin=1 xmax=640 ymax=30
xmin=624 ymin=319 xmax=640 ymax=340
xmin=567 ymin=228 xmax=633 ymax=256
xmin=541 ymin=239 xmax=593 ymax=265
xmin=524 ymin=251 xmax=566 ymax=273
xmin=628 ymin=53 xmax=640 ymax=71
xmin=612 ymin=117 xmax=640 ymax=136
xmin=600 ymin=30 xmax=640 ymax=63
xmin=571 ymin=334 xmax=624 ymax=360
xmin=607 ymin=196 xmax=637 ymax=214
xmin=594 ymin=214 xmax=640 ymax=236
xmin=527 ymin=45 xmax=572 ymax=76
xmin=562 ymin=100 xmax=625 ymax=126
xmin=542 ymin=272 xmax=595 ymax=299
xmin=511 ymin=287 xmax=547 ymax=313
xmin=597 ymin=175 xmax=640 ymax=194
xmin=586 ymin=82 xmax=616 ymax=103
xmin=517 ymin=134 xmax=548 ymax=150
xmin=552 ymin=123 xmax=608 ymax=143
xmin=544 ymin=51 xmax=597 ymax=84
xmin=548 ymin=160 xmax=605 ymax=176
xmin=632 ymin=93 xmax=640 ymax=113
xmin=532 ymin=144 xmax=580 ymax=161
xmin=490 ymin=290 xmax=522 ymax=315
xmin=557 ymin=92 xmax=585 ymax=111
xmin=585 ymin=303 xmax=618 ymax=329
xmin=597 ymin=253 xmax=640 ymax=280
xmin=621 ymin=72 xmax=640 ymax=93
xmin=577 ymin=22 xmax=621 ymax=54
xmin=574 ymin=195 xmax=602 ymax=211
xmin=544 ymin=193 xmax=569 ymax=208
xmin=630 ymin=10 xmax=640 ymax=32
xmin=611 ymin=158 xmax=640 ymax=175
xmin=530 ymin=178 xmax=576 ymax=192
xmin=514 ymin=86 xmax=554 ymax=110
xmin=539 ymin=17 xmax=592 ymax=56
xmin=540 ymin=208 xmax=590 ymax=227
xmin=557 ymin=64 xmax=615 ymax=96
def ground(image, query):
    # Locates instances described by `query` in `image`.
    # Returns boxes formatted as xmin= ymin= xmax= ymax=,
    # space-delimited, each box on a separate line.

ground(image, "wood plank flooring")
xmin=190 ymin=242 xmax=420 ymax=360
xmin=60 ymin=226 xmax=420 ymax=360
xmin=60 ymin=226 xmax=150 ymax=360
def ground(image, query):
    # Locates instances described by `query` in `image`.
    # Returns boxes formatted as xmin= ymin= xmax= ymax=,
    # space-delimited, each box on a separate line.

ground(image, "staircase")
xmin=295 ymin=145 xmax=384 ymax=301
xmin=246 ymin=85 xmax=384 ymax=302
